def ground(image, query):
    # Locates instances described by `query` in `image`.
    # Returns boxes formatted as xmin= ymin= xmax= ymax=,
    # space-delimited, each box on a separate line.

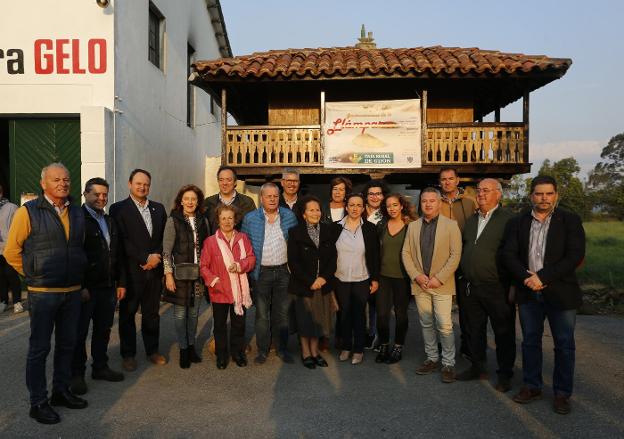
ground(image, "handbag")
xmin=173 ymin=262 xmax=199 ymax=281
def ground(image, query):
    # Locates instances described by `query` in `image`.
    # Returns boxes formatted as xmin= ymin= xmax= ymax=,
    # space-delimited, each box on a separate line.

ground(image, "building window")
xmin=148 ymin=2 xmax=164 ymax=68
xmin=187 ymin=44 xmax=195 ymax=128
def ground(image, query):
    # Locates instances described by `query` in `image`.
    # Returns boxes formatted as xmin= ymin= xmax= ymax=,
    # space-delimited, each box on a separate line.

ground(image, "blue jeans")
xmin=519 ymin=295 xmax=577 ymax=397
xmin=254 ymin=265 xmax=290 ymax=354
xmin=26 ymin=290 xmax=81 ymax=406
xmin=173 ymin=301 xmax=201 ymax=349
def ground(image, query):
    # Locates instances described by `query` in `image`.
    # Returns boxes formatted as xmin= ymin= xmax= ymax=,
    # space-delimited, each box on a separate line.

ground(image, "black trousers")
xmin=375 ymin=276 xmax=410 ymax=345
xmin=72 ymin=287 xmax=117 ymax=375
xmin=456 ymin=274 xmax=471 ymax=356
xmin=0 ymin=255 xmax=22 ymax=304
xmin=212 ymin=302 xmax=246 ymax=359
xmin=119 ymin=275 xmax=161 ymax=358
xmin=462 ymin=282 xmax=516 ymax=377
xmin=335 ymin=279 xmax=370 ymax=353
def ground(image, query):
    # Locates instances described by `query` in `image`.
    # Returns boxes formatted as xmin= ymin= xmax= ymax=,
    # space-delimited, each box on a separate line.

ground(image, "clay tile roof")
xmin=193 ymin=46 xmax=571 ymax=80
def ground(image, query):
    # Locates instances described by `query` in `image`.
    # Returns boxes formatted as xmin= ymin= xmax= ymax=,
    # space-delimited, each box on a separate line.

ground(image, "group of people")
xmin=1 ymin=162 xmax=585 ymax=425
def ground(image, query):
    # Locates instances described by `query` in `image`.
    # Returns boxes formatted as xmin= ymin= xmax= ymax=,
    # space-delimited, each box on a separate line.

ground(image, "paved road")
xmin=0 ymin=300 xmax=623 ymax=438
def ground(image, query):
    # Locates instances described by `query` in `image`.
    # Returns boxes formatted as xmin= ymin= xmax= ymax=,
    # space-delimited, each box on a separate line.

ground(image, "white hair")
xmin=480 ymin=178 xmax=503 ymax=192
xmin=260 ymin=182 xmax=279 ymax=195
xmin=41 ymin=162 xmax=69 ymax=180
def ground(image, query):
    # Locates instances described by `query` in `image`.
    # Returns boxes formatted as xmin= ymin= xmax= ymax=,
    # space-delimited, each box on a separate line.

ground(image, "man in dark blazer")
xmin=109 ymin=169 xmax=167 ymax=371
xmin=503 ymin=175 xmax=585 ymax=415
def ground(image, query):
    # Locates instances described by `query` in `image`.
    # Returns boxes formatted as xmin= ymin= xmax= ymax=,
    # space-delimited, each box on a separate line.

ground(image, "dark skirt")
xmin=295 ymin=290 xmax=333 ymax=338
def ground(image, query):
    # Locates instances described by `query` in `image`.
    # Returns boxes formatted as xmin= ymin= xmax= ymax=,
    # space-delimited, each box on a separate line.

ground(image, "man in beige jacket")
xmin=402 ymin=187 xmax=462 ymax=383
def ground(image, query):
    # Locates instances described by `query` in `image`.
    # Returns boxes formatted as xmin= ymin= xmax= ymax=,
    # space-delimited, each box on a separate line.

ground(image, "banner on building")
xmin=323 ymin=99 xmax=422 ymax=169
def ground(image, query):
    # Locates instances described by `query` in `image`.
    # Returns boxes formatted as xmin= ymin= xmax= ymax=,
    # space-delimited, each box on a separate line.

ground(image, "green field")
xmin=578 ymin=221 xmax=624 ymax=290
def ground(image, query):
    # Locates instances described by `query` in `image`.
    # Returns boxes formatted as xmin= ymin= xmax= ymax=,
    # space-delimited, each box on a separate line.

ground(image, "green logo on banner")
xmin=352 ymin=153 xmax=394 ymax=164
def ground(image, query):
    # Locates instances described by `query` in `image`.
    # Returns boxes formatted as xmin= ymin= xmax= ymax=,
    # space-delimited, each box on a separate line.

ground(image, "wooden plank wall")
xmin=268 ymin=98 xmax=320 ymax=125
xmin=426 ymin=97 xmax=474 ymax=123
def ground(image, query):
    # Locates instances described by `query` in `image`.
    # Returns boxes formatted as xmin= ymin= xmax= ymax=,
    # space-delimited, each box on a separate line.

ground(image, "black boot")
xmin=188 ymin=345 xmax=202 ymax=363
xmin=375 ymin=344 xmax=389 ymax=363
xmin=179 ymin=348 xmax=190 ymax=369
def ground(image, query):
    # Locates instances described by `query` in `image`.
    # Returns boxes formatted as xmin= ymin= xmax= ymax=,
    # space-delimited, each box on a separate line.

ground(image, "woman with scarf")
xmin=163 ymin=184 xmax=210 ymax=369
xmin=288 ymin=195 xmax=339 ymax=369
xmin=200 ymin=204 xmax=255 ymax=369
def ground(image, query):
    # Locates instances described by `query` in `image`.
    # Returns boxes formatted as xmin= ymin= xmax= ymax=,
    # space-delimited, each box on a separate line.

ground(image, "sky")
xmin=219 ymin=0 xmax=624 ymax=179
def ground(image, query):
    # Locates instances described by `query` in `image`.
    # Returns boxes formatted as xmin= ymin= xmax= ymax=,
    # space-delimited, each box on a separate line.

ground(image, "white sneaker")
xmin=13 ymin=302 xmax=24 ymax=313
xmin=0 ymin=302 xmax=7 ymax=313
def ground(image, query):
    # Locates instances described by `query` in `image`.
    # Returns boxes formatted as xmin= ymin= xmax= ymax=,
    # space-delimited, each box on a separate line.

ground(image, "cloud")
xmin=529 ymin=140 xmax=605 ymax=179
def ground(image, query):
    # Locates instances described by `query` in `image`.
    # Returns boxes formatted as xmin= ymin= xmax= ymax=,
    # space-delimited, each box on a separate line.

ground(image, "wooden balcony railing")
xmin=224 ymin=122 xmax=526 ymax=167
xmin=426 ymin=123 xmax=525 ymax=164
xmin=225 ymin=125 xmax=321 ymax=166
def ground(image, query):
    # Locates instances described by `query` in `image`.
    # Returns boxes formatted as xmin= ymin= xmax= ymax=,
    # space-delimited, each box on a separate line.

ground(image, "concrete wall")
xmin=113 ymin=0 xmax=222 ymax=206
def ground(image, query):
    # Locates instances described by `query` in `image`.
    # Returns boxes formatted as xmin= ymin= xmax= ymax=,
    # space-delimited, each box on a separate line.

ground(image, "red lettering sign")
xmin=34 ymin=39 xmax=54 ymax=74
xmin=88 ymin=39 xmax=106 ymax=74
xmin=33 ymin=38 xmax=107 ymax=74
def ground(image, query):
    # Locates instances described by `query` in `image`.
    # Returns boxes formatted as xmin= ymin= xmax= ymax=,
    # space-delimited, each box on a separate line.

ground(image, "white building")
xmin=0 ymin=0 xmax=230 ymax=205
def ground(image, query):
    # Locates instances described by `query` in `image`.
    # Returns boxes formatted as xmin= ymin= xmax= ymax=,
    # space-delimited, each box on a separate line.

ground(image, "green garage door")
xmin=9 ymin=119 xmax=81 ymax=203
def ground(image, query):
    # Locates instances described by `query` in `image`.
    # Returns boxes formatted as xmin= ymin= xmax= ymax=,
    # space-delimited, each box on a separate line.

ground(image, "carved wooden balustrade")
xmin=426 ymin=123 xmax=525 ymax=164
xmin=225 ymin=125 xmax=321 ymax=166
xmin=224 ymin=123 xmax=526 ymax=167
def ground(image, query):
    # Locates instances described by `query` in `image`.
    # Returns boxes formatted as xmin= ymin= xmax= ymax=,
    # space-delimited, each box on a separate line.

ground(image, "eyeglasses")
xmin=283 ymin=179 xmax=300 ymax=184
xmin=367 ymin=192 xmax=383 ymax=197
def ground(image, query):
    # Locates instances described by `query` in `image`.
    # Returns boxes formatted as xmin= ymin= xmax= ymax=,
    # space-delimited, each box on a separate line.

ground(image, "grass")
xmin=578 ymin=221 xmax=624 ymax=290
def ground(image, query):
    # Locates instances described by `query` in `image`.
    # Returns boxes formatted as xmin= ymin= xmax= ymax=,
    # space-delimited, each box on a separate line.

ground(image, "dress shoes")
xmin=302 ymin=356 xmax=316 ymax=369
xmin=233 ymin=353 xmax=248 ymax=367
xmin=339 ymin=350 xmax=351 ymax=362
xmin=49 ymin=391 xmax=88 ymax=409
xmin=455 ymin=366 xmax=488 ymax=381
xmin=179 ymin=348 xmax=190 ymax=369
xmin=495 ymin=375 xmax=512 ymax=393
xmin=70 ymin=375 xmax=87 ymax=395
xmin=148 ymin=353 xmax=167 ymax=365
xmin=512 ymin=387 xmax=543 ymax=404
xmin=188 ymin=345 xmax=202 ymax=363
xmin=29 ymin=401 xmax=60 ymax=424
xmin=553 ymin=395 xmax=571 ymax=415
xmin=254 ymin=352 xmax=268 ymax=365
xmin=314 ymin=355 xmax=328 ymax=368
xmin=440 ymin=366 xmax=456 ymax=383
xmin=415 ymin=360 xmax=440 ymax=375
xmin=351 ymin=352 xmax=364 ymax=365
xmin=92 ymin=366 xmax=124 ymax=382
xmin=277 ymin=350 xmax=294 ymax=364
xmin=216 ymin=356 xmax=228 ymax=370
xmin=122 ymin=357 xmax=137 ymax=372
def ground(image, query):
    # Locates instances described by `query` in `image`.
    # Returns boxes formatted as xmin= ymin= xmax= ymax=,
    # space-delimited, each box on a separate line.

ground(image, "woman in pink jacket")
xmin=200 ymin=205 xmax=256 ymax=369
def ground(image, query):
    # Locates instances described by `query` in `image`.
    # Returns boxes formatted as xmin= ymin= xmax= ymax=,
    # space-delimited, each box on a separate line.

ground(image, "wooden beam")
xmin=523 ymin=89 xmax=530 ymax=164
xmin=221 ymin=88 xmax=227 ymax=165
xmin=421 ymin=89 xmax=427 ymax=167
xmin=320 ymin=90 xmax=325 ymax=165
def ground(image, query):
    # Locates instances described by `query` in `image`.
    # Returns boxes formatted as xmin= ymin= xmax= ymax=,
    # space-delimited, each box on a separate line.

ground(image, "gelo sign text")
xmin=0 ymin=38 xmax=107 ymax=75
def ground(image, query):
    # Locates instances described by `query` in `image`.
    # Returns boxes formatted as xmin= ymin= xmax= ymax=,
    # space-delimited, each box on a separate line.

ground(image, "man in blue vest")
xmin=242 ymin=182 xmax=298 ymax=365
xmin=4 ymin=163 xmax=88 ymax=424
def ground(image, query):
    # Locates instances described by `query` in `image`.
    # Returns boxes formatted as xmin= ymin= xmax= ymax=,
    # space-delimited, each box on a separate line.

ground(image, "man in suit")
xmin=503 ymin=175 xmax=585 ymax=415
xmin=110 ymin=169 xmax=167 ymax=371
xmin=402 ymin=187 xmax=462 ymax=383
xmin=70 ymin=178 xmax=126 ymax=395
xmin=203 ymin=166 xmax=255 ymax=232
xmin=456 ymin=178 xmax=516 ymax=393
